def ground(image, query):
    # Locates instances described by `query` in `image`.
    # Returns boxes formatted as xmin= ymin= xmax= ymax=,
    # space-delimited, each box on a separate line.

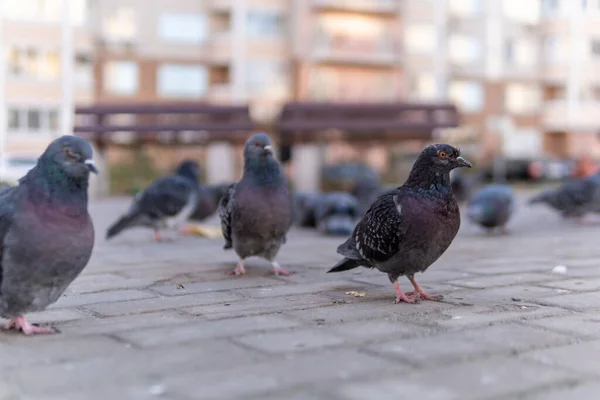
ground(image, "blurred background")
xmin=0 ymin=0 xmax=597 ymax=197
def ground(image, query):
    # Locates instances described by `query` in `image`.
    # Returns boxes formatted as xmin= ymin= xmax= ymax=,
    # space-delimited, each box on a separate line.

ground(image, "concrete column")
xmin=433 ymin=0 xmax=448 ymax=100
xmin=88 ymin=143 xmax=109 ymax=200
xmin=293 ymin=144 xmax=321 ymax=192
xmin=567 ymin=0 xmax=584 ymax=125
xmin=207 ymin=143 xmax=235 ymax=184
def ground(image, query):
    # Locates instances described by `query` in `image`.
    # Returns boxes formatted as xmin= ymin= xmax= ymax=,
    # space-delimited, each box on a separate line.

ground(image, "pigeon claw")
xmin=227 ymin=262 xmax=246 ymax=276
xmin=5 ymin=316 xmax=58 ymax=335
xmin=270 ymin=262 xmax=295 ymax=276
xmin=393 ymin=281 xmax=417 ymax=304
xmin=405 ymin=291 xmax=443 ymax=301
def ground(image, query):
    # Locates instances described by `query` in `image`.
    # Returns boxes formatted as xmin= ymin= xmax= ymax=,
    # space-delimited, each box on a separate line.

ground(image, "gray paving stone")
xmin=237 ymin=280 xmax=367 ymax=299
xmin=83 ymin=291 xmax=244 ymax=316
xmin=52 ymin=289 xmax=156 ymax=308
xmin=149 ymin=277 xmax=284 ymax=296
xmin=56 ymin=311 xmax=193 ymax=335
xmin=344 ymin=357 xmax=577 ymax=400
xmin=116 ymin=314 xmax=300 ymax=347
xmin=520 ymin=382 xmax=600 ymax=400
xmin=525 ymin=313 xmax=600 ymax=338
xmin=233 ymin=328 xmax=345 ymax=353
xmin=446 ymin=273 xmax=560 ymax=289
xmin=184 ymin=293 xmax=335 ymax=320
xmin=521 ymin=340 xmax=600 ymax=376
xmin=164 ymin=350 xmax=403 ymax=399
xmin=537 ymin=277 xmax=600 ymax=292
xmin=534 ymin=292 xmax=600 ymax=311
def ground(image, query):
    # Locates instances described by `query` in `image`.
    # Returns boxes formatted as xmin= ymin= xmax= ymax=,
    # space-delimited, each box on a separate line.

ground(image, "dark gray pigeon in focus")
xmin=313 ymin=192 xmax=358 ymax=236
xmin=328 ymin=144 xmax=472 ymax=303
xmin=106 ymin=160 xmax=200 ymax=241
xmin=529 ymin=173 xmax=600 ymax=221
xmin=218 ymin=133 xmax=293 ymax=276
xmin=0 ymin=135 xmax=97 ymax=334
xmin=467 ymin=184 xmax=515 ymax=233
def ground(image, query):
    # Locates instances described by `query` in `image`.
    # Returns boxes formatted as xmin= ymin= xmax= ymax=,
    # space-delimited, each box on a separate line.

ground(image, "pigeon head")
xmin=244 ymin=133 xmax=274 ymax=162
xmin=405 ymin=144 xmax=472 ymax=190
xmin=242 ymin=132 xmax=284 ymax=186
xmin=175 ymin=159 xmax=201 ymax=183
xmin=39 ymin=135 xmax=97 ymax=181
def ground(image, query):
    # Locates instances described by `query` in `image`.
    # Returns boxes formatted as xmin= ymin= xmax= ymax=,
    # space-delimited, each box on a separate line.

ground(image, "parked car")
xmin=0 ymin=154 xmax=38 ymax=185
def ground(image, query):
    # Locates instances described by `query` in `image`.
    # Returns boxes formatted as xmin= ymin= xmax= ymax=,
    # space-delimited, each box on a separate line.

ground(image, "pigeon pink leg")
xmin=227 ymin=260 xmax=247 ymax=276
xmin=406 ymin=277 xmax=443 ymax=301
xmin=6 ymin=316 xmax=57 ymax=335
xmin=153 ymin=229 xmax=163 ymax=242
xmin=393 ymin=281 xmax=416 ymax=304
xmin=270 ymin=261 xmax=295 ymax=276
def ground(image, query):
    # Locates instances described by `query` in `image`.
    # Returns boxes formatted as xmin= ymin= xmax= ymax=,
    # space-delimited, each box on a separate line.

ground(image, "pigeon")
xmin=328 ymin=144 xmax=472 ymax=303
xmin=529 ymin=173 xmax=600 ymax=221
xmin=189 ymin=182 xmax=232 ymax=222
xmin=218 ymin=133 xmax=293 ymax=276
xmin=292 ymin=192 xmax=321 ymax=228
xmin=350 ymin=174 xmax=385 ymax=216
xmin=467 ymin=184 xmax=515 ymax=233
xmin=106 ymin=160 xmax=200 ymax=241
xmin=0 ymin=135 xmax=97 ymax=334
xmin=450 ymin=168 xmax=475 ymax=203
xmin=313 ymin=192 xmax=358 ymax=236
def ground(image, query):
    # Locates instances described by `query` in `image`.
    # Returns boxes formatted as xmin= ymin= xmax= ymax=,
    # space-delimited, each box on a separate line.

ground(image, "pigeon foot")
xmin=227 ymin=261 xmax=246 ymax=276
xmin=407 ymin=277 xmax=443 ymax=301
xmin=393 ymin=281 xmax=417 ymax=304
xmin=6 ymin=316 xmax=58 ymax=335
xmin=270 ymin=262 xmax=295 ymax=276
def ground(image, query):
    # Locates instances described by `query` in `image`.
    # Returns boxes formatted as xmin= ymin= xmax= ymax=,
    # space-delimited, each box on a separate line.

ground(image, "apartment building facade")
xmin=1 ymin=0 xmax=93 ymax=154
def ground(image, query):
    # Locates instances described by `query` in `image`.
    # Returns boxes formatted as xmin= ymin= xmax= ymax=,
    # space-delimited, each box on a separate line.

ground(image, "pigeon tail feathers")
xmin=106 ymin=210 xmax=141 ymax=239
xmin=327 ymin=257 xmax=362 ymax=273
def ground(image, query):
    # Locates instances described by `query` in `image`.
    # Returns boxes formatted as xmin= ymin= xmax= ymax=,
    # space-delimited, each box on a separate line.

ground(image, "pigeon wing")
xmin=349 ymin=190 xmax=407 ymax=264
xmin=218 ymin=183 xmax=236 ymax=249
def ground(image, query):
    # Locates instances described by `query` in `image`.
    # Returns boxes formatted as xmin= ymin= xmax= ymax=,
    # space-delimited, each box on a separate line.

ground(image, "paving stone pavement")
xmin=3 ymin=191 xmax=600 ymax=399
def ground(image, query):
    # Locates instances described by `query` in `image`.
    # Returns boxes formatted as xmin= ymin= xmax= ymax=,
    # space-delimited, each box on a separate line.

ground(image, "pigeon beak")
xmin=263 ymin=145 xmax=273 ymax=155
xmin=456 ymin=156 xmax=472 ymax=168
xmin=84 ymin=159 xmax=98 ymax=174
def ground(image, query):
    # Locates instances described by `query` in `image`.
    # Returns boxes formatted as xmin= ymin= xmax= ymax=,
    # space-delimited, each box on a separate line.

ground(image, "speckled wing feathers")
xmin=218 ymin=183 xmax=236 ymax=249
xmin=350 ymin=190 xmax=406 ymax=264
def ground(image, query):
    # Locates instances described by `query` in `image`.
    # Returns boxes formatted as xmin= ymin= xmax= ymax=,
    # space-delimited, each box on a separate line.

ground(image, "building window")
xmin=103 ymin=61 xmax=139 ymax=95
xmin=157 ymin=64 xmax=208 ymax=99
xmin=504 ymin=84 xmax=541 ymax=114
xmin=246 ymin=10 xmax=285 ymax=38
xmin=6 ymin=107 xmax=59 ymax=134
xmin=449 ymin=35 xmax=482 ymax=65
xmin=102 ymin=7 xmax=136 ymax=42
xmin=246 ymin=61 xmax=288 ymax=97
xmin=542 ymin=35 xmax=561 ymax=62
xmin=506 ymin=38 xmax=537 ymax=67
xmin=6 ymin=47 xmax=64 ymax=80
xmin=7 ymin=108 xmax=20 ymax=130
xmin=404 ymin=24 xmax=436 ymax=54
xmin=505 ymin=40 xmax=514 ymax=64
xmin=158 ymin=13 xmax=208 ymax=44
xmin=449 ymin=80 xmax=484 ymax=112
xmin=410 ymin=74 xmax=436 ymax=100
xmin=591 ymin=40 xmax=600 ymax=56
xmin=541 ymin=0 xmax=560 ymax=15
xmin=449 ymin=0 xmax=482 ymax=17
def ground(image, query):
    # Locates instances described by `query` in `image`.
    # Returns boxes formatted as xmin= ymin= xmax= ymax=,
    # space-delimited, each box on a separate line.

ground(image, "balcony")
xmin=313 ymin=33 xmax=401 ymax=66
xmin=312 ymin=0 xmax=398 ymax=15
xmin=207 ymin=0 xmax=232 ymax=12
xmin=207 ymin=32 xmax=232 ymax=64
xmin=542 ymin=100 xmax=600 ymax=130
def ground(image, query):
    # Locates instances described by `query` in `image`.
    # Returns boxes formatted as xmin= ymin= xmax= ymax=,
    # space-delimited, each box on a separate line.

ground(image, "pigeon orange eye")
xmin=439 ymin=151 xmax=447 ymax=159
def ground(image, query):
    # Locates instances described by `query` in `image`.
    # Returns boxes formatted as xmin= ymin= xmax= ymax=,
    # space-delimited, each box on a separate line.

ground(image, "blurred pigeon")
xmin=467 ymin=184 xmax=515 ymax=233
xmin=292 ymin=192 xmax=321 ymax=228
xmin=314 ymin=192 xmax=358 ymax=236
xmin=450 ymin=168 xmax=475 ymax=203
xmin=0 ymin=136 xmax=97 ymax=334
xmin=528 ymin=173 xmax=600 ymax=221
xmin=106 ymin=160 xmax=200 ymax=241
xmin=350 ymin=174 xmax=385 ymax=216
xmin=189 ymin=182 xmax=232 ymax=222
xmin=328 ymin=144 xmax=472 ymax=303
xmin=219 ymin=133 xmax=293 ymax=276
